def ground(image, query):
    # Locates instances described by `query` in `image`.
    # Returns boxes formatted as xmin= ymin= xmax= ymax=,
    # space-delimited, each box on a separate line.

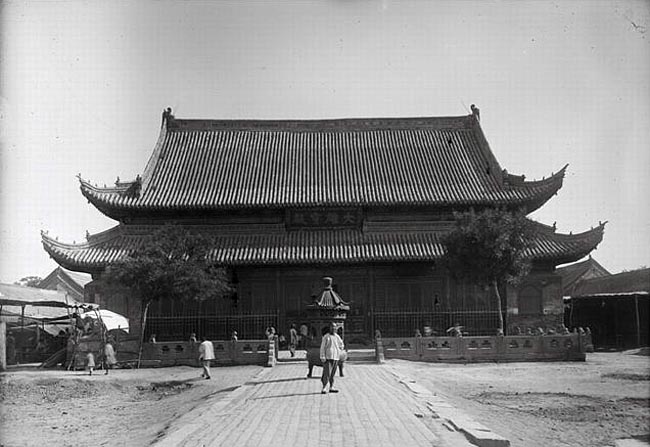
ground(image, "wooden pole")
xmin=137 ymin=301 xmax=150 ymax=369
xmin=492 ymin=280 xmax=504 ymax=335
xmin=64 ymin=293 xmax=72 ymax=329
xmin=20 ymin=305 xmax=25 ymax=363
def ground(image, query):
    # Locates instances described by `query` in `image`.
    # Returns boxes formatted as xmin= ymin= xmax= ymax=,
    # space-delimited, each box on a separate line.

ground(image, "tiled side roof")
xmin=39 ymin=267 xmax=92 ymax=290
xmin=79 ymin=114 xmax=565 ymax=219
xmin=62 ymin=268 xmax=93 ymax=287
xmin=555 ymin=257 xmax=610 ymax=294
xmin=41 ymin=221 xmax=605 ymax=274
xmin=572 ymin=268 xmax=650 ymax=296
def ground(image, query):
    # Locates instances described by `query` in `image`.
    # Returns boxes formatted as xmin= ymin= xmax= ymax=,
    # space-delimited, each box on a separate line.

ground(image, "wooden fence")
xmin=372 ymin=308 xmax=501 ymax=337
xmin=145 ymin=310 xmax=280 ymax=342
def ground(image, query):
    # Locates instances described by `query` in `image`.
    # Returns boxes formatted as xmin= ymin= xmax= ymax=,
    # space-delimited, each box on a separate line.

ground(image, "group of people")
xmin=85 ymin=338 xmax=118 ymax=376
xmin=191 ymin=321 xmax=346 ymax=395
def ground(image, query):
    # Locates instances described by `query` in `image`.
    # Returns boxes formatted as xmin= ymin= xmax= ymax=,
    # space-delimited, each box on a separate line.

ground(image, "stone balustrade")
xmin=376 ymin=333 xmax=591 ymax=363
xmin=140 ymin=339 xmax=271 ymax=367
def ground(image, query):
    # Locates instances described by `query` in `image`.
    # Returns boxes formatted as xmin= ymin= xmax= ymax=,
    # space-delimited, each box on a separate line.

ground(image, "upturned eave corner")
xmin=507 ymin=164 xmax=569 ymax=214
xmin=531 ymin=220 xmax=607 ymax=266
xmin=505 ymin=164 xmax=567 ymax=187
xmin=41 ymin=228 xmax=65 ymax=248
xmin=41 ymin=228 xmax=114 ymax=275
xmin=575 ymin=222 xmax=607 ymax=256
xmin=78 ymin=175 xmax=143 ymax=221
xmin=40 ymin=230 xmax=71 ymax=271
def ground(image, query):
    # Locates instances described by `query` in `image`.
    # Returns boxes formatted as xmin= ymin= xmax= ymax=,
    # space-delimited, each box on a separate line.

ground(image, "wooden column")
xmin=20 ymin=305 xmax=25 ymax=363
xmin=634 ymin=295 xmax=641 ymax=347
xmin=275 ymin=269 xmax=282 ymax=332
xmin=368 ymin=268 xmax=375 ymax=337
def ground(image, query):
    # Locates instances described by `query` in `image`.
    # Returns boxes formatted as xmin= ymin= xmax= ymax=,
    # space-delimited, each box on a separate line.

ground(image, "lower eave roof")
xmin=41 ymin=221 xmax=605 ymax=274
xmin=568 ymin=292 xmax=649 ymax=300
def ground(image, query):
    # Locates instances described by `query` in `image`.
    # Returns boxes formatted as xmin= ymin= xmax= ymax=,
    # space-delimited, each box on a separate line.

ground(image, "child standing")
xmin=86 ymin=352 xmax=95 ymax=376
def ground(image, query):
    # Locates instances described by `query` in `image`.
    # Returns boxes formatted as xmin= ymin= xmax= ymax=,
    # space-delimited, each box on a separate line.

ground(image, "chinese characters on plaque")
xmin=286 ymin=208 xmax=362 ymax=229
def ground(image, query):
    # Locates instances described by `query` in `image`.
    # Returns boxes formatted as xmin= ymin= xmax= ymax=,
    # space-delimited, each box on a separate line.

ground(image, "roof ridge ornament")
xmin=470 ymin=104 xmax=480 ymax=121
xmin=123 ymin=175 xmax=142 ymax=199
xmin=162 ymin=107 xmax=175 ymax=129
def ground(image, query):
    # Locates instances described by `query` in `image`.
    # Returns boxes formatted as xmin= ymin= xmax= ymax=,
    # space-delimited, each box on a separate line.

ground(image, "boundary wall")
xmin=68 ymin=338 xmax=273 ymax=369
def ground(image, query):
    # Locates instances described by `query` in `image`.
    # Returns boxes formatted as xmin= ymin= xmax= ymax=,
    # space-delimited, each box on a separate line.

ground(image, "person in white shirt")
xmin=103 ymin=340 xmax=117 ymax=375
xmin=320 ymin=322 xmax=344 ymax=394
xmin=289 ymin=324 xmax=298 ymax=357
xmin=198 ymin=336 xmax=215 ymax=379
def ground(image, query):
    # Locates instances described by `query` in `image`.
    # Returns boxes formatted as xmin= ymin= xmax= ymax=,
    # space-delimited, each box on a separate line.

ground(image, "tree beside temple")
xmin=102 ymin=225 xmax=231 ymax=333
xmin=14 ymin=276 xmax=43 ymax=287
xmin=441 ymin=209 xmax=536 ymax=334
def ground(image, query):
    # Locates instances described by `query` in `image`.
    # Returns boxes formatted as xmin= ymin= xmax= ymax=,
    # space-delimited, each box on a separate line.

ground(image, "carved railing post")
xmin=584 ymin=327 xmax=594 ymax=353
xmin=228 ymin=340 xmax=238 ymax=364
xmin=266 ymin=337 xmax=276 ymax=367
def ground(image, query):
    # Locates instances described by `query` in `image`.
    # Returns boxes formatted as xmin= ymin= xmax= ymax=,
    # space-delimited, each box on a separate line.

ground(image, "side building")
xmin=42 ymin=109 xmax=605 ymax=341
xmin=565 ymin=268 xmax=649 ymax=350
xmin=37 ymin=267 xmax=93 ymax=303
xmin=557 ymin=256 xmax=611 ymax=298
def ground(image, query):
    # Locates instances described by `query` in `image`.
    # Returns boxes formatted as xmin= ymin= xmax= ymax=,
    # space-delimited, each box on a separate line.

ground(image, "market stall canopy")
xmin=0 ymin=283 xmax=82 ymax=322
xmin=81 ymin=309 xmax=129 ymax=333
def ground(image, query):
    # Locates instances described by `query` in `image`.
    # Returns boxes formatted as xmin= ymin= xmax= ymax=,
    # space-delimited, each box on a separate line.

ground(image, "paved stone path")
xmin=156 ymin=361 xmax=475 ymax=447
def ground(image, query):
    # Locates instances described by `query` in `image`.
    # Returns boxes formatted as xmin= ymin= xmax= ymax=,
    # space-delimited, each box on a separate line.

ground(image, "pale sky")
xmin=1 ymin=0 xmax=649 ymax=283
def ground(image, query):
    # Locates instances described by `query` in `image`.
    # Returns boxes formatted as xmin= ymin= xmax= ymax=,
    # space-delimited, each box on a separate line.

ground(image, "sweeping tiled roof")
xmin=41 ymin=221 xmax=605 ymax=274
xmin=79 ymin=113 xmax=566 ymax=219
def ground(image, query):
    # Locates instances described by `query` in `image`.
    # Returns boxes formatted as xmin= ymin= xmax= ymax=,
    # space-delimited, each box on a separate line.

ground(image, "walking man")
xmin=320 ymin=322 xmax=344 ymax=394
xmin=198 ymin=336 xmax=215 ymax=379
xmin=289 ymin=324 xmax=298 ymax=357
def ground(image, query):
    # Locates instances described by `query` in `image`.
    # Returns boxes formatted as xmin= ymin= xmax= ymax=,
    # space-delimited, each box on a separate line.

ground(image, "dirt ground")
xmin=390 ymin=351 xmax=650 ymax=447
xmin=1 ymin=352 xmax=648 ymax=447
xmin=0 ymin=364 xmax=264 ymax=447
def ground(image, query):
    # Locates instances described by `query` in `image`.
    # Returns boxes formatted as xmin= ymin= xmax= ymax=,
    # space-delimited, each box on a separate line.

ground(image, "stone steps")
xmin=276 ymin=348 xmax=377 ymax=363
xmin=346 ymin=348 xmax=377 ymax=363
